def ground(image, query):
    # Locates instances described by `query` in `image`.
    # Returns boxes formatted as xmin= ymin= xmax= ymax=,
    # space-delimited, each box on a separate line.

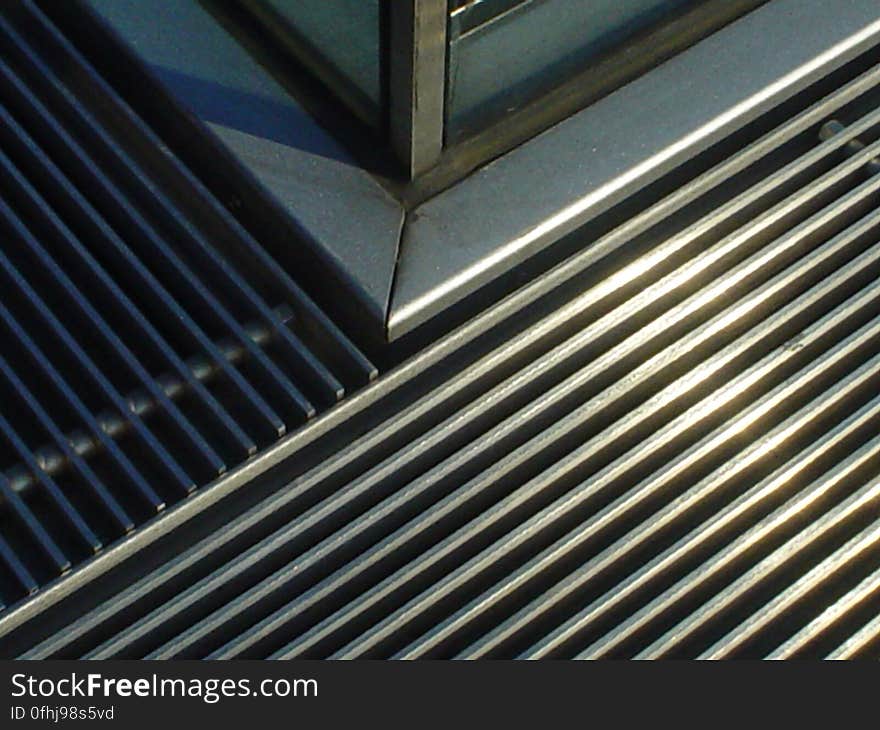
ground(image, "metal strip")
xmin=770 ymin=562 xmax=880 ymax=659
xmin=0 ymin=534 xmax=38 ymax=600
xmin=0 ymin=472 xmax=68 ymax=575
xmin=0 ymin=73 xmax=314 ymax=425
xmin=541 ymin=365 xmax=880 ymax=658
xmin=0 ymin=352 xmax=134 ymax=533
xmin=0 ymin=193 xmax=226 ymax=481
xmin=13 ymin=21 xmax=871 ymax=648
xmin=388 ymin=0 xmax=447 ymax=177
xmin=0 ymin=412 xmax=101 ymax=555
xmin=698 ymin=468 xmax=880 ymax=659
xmin=18 ymin=0 xmax=375 ymax=384
xmin=343 ymin=223 xmax=880 ymax=660
xmin=132 ymin=137 xmax=880 ymax=659
xmin=0 ymin=145 xmax=255 ymax=463
xmin=0 ymin=242 xmax=195 ymax=495
xmin=0 ymin=295 xmax=165 ymax=515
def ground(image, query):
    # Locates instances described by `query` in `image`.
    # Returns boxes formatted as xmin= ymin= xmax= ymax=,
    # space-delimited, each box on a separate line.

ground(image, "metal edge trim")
xmin=387 ymin=0 xmax=880 ymax=339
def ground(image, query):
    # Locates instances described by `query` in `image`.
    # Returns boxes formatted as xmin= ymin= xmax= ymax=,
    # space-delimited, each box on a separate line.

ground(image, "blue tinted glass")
xmin=257 ymin=0 xmax=383 ymax=127
xmin=447 ymin=0 xmax=695 ymax=139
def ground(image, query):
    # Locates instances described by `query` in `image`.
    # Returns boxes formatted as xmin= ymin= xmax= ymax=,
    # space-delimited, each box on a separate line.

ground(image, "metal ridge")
xmin=12 ymin=48 xmax=880 ymax=656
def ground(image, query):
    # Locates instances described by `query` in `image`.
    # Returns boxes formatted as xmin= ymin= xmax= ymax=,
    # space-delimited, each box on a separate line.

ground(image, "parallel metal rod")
xmin=0 ymin=15 xmax=344 ymax=406
xmin=17 ymin=55 xmax=880 ymax=657
xmin=697 ymin=461 xmax=880 ymax=659
xmin=0 ymin=139 xmax=256 ymax=463
xmin=559 ymin=357 xmax=880 ymax=659
xmin=0 ymin=193 xmax=226 ymax=482
xmin=0 ymin=89 xmax=286 ymax=444
xmin=106 ymin=118 xmax=880 ymax=659
xmin=769 ymin=559 xmax=880 ymax=658
xmin=148 ymin=142 xmax=878 ymax=658
xmin=0 ymin=58 xmax=304 ymax=431
xmin=340 ymin=224 xmax=880 ymax=660
xmin=0 ymin=351 xmax=134 ymax=535
xmin=825 ymin=599 xmax=880 ymax=658
xmin=18 ymin=0 xmax=374 ymax=384
xmin=251 ymin=147 xmax=880 ymax=660
xmin=1 ymin=307 xmax=294 ymax=500
xmin=819 ymin=118 xmax=880 ymax=175
xmin=15 ymin=51 xmax=880 ymax=656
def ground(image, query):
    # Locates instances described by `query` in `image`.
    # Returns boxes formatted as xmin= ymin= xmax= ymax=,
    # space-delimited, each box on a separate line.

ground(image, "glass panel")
xmin=244 ymin=0 xmax=384 ymax=128
xmin=446 ymin=0 xmax=698 ymax=140
xmin=85 ymin=0 xmax=356 ymax=160
xmin=449 ymin=0 xmax=530 ymax=33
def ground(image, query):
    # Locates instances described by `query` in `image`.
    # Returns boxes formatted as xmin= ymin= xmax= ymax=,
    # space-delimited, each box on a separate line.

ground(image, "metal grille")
xmin=13 ymin=46 xmax=880 ymax=659
xmin=0 ymin=0 xmax=375 ymax=609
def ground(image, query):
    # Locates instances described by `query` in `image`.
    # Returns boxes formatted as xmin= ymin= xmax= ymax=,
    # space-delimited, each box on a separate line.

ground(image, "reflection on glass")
xmin=249 ymin=0 xmax=383 ymax=128
xmin=450 ymin=0 xmax=531 ymax=33
xmin=447 ymin=0 xmax=696 ymax=140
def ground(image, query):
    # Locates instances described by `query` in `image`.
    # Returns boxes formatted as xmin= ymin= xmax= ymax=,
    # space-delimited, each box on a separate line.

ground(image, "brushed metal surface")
xmin=390 ymin=0 xmax=880 ymax=338
xmin=15 ymin=51 xmax=880 ymax=658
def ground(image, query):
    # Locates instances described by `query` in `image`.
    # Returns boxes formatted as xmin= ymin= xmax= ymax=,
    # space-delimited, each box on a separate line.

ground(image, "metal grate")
xmin=0 ymin=0 xmax=375 ymax=610
xmin=13 ymin=45 xmax=880 ymax=659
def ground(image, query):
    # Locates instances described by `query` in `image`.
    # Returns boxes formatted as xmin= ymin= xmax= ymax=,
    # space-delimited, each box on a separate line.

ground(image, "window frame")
xmin=78 ymin=0 xmax=880 ymax=343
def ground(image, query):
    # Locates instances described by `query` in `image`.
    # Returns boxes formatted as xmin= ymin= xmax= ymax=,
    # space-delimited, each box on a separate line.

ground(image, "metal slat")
xmin=17 ymin=0 xmax=375 ymax=385
xmin=0 ymin=194 xmax=226 ymax=483
xmin=0 ymin=14 xmax=346 ymax=406
xmin=333 ymin=234 xmax=880 ymax=660
xmin=255 ymin=269 xmax=880 ymax=658
xmin=0 ymin=299 xmax=164 ymax=513
xmin=465 ymin=218 xmax=880 ymax=658
xmin=0 ymin=65 xmax=316 ymax=426
xmin=0 ymin=0 xmax=375 ymax=612
xmin=0 ymin=147 xmax=255 ymax=463
xmin=0 ymin=411 xmax=101 ymax=553
xmin=699 ymin=469 xmax=880 ymax=659
xmin=769 ymin=563 xmax=880 ymax=658
xmin=124 ymin=134 xmax=880 ymax=659
xmin=22 ymin=45 xmax=875 ymax=642
xmin=10 ymin=26 xmax=880 ymax=656
xmin=0 ymin=81 xmax=284 ymax=444
xmin=825 ymin=604 xmax=880 ymax=658
xmin=222 ymin=152 xmax=880 ymax=656
xmin=70 ymin=105 xmax=880 ymax=656
xmin=0 ymin=245 xmax=195 ymax=495
xmin=35 ymin=55 xmax=878 ymax=654
xmin=0 ymin=533 xmax=38 ymax=599
xmin=633 ymin=439 xmax=880 ymax=658
xmin=1 ymin=312 xmax=293 ymax=499
xmin=0 ymin=471 xmax=68 ymax=575
xmin=0 ymin=353 xmax=134 ymax=534
xmin=537 ymin=358 xmax=880 ymax=659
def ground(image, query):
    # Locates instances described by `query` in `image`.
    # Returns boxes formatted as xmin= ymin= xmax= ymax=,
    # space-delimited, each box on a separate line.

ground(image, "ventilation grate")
xmin=12 ymin=45 xmax=880 ymax=659
xmin=0 ymin=0 xmax=375 ymax=610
